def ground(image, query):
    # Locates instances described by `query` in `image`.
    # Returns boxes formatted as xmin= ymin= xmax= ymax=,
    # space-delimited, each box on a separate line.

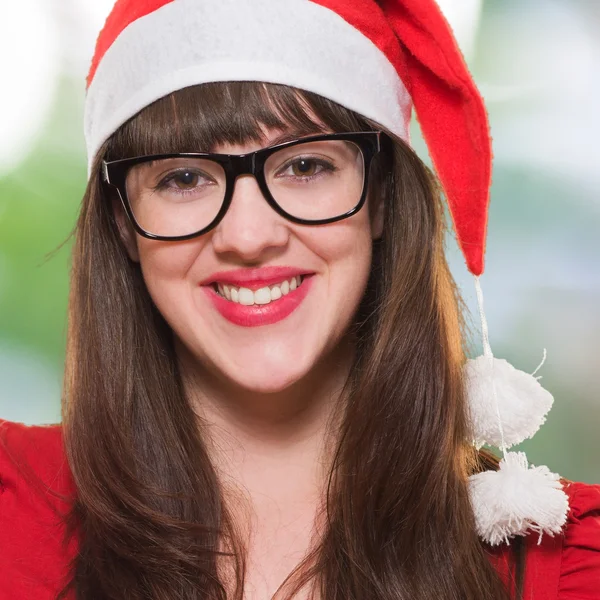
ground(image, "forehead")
xmin=105 ymin=82 xmax=364 ymax=161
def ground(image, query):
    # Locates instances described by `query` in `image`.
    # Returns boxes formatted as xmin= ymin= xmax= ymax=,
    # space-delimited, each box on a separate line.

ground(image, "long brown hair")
xmin=59 ymin=82 xmax=523 ymax=599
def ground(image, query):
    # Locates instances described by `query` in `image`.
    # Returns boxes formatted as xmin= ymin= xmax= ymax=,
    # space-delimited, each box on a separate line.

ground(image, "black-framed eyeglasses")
xmin=102 ymin=131 xmax=384 ymax=241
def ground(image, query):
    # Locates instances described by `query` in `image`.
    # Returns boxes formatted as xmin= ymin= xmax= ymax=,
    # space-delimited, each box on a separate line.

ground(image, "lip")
xmin=202 ymin=274 xmax=314 ymax=327
xmin=199 ymin=266 xmax=313 ymax=291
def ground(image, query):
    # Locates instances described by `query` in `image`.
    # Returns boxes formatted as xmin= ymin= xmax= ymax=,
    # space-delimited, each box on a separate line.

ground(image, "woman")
xmin=1 ymin=0 xmax=598 ymax=598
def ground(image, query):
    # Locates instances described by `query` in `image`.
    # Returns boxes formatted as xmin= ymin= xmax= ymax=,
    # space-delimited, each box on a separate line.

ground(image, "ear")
xmin=370 ymin=192 xmax=385 ymax=241
xmin=112 ymin=196 xmax=140 ymax=262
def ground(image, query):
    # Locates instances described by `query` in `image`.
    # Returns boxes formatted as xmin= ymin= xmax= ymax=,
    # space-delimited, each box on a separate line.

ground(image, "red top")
xmin=1 ymin=418 xmax=599 ymax=599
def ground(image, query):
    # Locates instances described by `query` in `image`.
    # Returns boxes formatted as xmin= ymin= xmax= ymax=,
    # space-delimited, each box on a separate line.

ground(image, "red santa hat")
xmin=85 ymin=0 xmax=569 ymax=546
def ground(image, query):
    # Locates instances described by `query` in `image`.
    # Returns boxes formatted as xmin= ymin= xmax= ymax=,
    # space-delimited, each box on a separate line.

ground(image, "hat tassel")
xmin=465 ymin=276 xmax=570 ymax=546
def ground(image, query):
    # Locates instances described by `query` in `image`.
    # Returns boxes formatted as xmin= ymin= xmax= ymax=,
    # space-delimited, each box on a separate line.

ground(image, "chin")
xmin=174 ymin=298 xmax=351 ymax=397
xmin=218 ymin=352 xmax=318 ymax=395
xmin=232 ymin=375 xmax=304 ymax=395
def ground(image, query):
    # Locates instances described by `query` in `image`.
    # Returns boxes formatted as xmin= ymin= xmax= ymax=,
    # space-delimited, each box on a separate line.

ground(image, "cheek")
xmin=298 ymin=214 xmax=374 ymax=319
xmin=135 ymin=237 xmax=203 ymax=308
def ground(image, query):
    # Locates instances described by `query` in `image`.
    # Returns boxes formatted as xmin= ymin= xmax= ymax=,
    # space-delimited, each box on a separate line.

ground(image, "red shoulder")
xmin=0 ymin=418 xmax=78 ymax=598
xmin=557 ymin=480 xmax=600 ymax=599
xmin=0 ymin=418 xmax=67 ymax=477
xmin=487 ymin=479 xmax=600 ymax=599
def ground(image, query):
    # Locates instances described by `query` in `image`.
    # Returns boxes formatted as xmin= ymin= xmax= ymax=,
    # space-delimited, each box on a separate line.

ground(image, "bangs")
xmin=105 ymin=81 xmax=374 ymax=160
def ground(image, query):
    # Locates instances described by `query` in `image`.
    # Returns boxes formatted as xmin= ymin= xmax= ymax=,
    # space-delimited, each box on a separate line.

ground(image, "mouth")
xmin=203 ymin=274 xmax=314 ymax=327
xmin=212 ymin=275 xmax=306 ymax=306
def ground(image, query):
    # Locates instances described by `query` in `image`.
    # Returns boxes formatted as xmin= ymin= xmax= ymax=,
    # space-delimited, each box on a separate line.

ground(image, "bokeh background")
xmin=0 ymin=0 xmax=598 ymax=483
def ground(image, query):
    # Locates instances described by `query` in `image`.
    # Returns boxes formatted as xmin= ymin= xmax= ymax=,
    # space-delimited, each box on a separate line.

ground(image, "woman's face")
xmin=116 ymin=126 xmax=383 ymax=394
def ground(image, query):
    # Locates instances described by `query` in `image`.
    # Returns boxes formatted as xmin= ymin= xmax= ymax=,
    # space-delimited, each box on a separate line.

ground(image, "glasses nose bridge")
xmin=226 ymin=152 xmax=269 ymax=209
xmin=229 ymin=152 xmax=258 ymax=180
xmin=225 ymin=151 xmax=273 ymax=218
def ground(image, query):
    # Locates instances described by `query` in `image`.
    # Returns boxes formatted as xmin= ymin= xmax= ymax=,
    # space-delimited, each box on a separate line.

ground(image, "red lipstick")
xmin=199 ymin=267 xmax=315 ymax=327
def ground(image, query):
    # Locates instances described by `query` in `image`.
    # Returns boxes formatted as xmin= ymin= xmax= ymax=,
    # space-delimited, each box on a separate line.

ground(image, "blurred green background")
xmin=0 ymin=0 xmax=598 ymax=483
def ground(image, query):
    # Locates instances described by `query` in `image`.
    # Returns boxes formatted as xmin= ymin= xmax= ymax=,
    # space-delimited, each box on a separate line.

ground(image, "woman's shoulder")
xmin=1 ymin=416 xmax=65 ymax=465
xmin=556 ymin=479 xmax=600 ymax=598
xmin=0 ymin=417 xmax=73 ymax=500
xmin=0 ymin=418 xmax=77 ymax=596
xmin=489 ymin=478 xmax=600 ymax=599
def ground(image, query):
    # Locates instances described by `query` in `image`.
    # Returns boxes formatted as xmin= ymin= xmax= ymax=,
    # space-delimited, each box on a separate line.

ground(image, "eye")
xmin=170 ymin=170 xmax=200 ymax=189
xmin=291 ymin=159 xmax=320 ymax=177
xmin=278 ymin=157 xmax=335 ymax=180
xmin=156 ymin=168 xmax=218 ymax=193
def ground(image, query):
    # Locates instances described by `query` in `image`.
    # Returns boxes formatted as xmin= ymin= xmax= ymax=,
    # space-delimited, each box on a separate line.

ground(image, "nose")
xmin=210 ymin=174 xmax=290 ymax=261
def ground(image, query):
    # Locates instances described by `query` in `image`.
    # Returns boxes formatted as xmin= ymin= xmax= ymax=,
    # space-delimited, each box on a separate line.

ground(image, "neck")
xmin=177 ymin=339 xmax=353 ymax=599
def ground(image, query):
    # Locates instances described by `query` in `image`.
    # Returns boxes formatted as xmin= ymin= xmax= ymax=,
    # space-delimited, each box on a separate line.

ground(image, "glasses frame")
xmin=102 ymin=131 xmax=384 ymax=241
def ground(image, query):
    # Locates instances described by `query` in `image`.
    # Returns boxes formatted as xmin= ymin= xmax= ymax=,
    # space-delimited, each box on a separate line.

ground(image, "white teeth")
xmin=215 ymin=276 xmax=304 ymax=305
xmin=254 ymin=287 xmax=271 ymax=305
xmin=270 ymin=285 xmax=282 ymax=300
xmin=238 ymin=288 xmax=254 ymax=306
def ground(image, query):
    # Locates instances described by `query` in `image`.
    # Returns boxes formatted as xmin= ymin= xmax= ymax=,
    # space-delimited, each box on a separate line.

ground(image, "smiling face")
xmin=109 ymin=84 xmax=384 ymax=394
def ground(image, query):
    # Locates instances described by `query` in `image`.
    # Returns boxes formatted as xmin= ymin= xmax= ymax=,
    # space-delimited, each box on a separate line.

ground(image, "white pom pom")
xmin=468 ymin=451 xmax=569 ymax=546
xmin=465 ymin=355 xmax=554 ymax=449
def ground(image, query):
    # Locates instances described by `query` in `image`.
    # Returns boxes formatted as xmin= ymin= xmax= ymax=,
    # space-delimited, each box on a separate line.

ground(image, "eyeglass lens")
xmin=124 ymin=140 xmax=366 ymax=237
